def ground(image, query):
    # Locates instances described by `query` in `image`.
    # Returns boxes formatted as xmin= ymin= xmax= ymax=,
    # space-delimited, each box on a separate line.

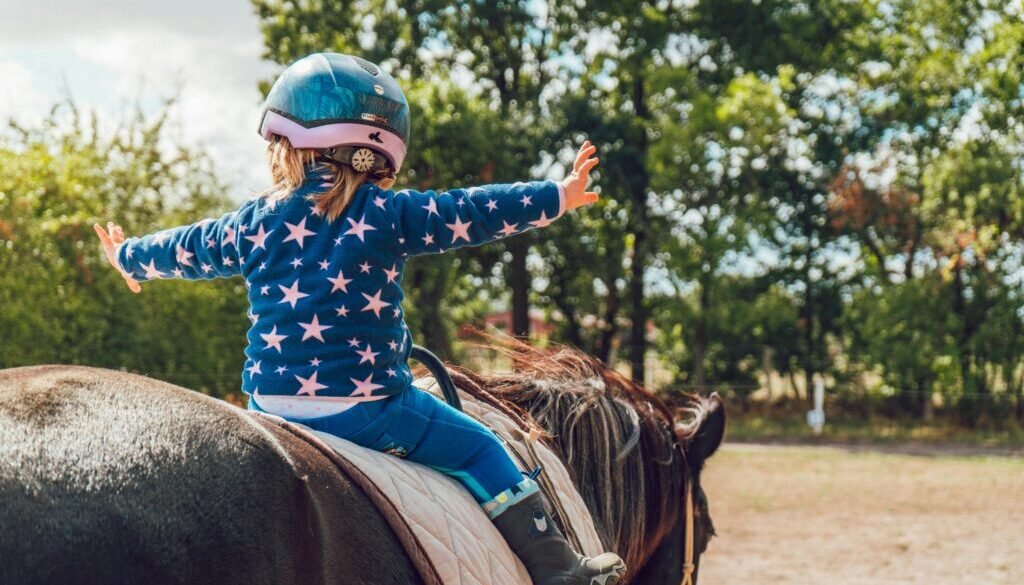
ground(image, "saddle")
xmin=251 ymin=377 xmax=605 ymax=585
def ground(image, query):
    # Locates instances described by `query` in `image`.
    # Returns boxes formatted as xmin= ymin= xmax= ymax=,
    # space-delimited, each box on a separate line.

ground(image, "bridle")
xmin=616 ymin=411 xmax=697 ymax=585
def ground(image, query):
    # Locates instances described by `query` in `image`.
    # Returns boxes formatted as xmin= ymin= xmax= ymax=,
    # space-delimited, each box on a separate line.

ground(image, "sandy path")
xmin=697 ymin=444 xmax=1024 ymax=585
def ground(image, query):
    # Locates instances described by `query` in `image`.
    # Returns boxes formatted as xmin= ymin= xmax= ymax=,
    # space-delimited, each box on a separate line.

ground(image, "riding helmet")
xmin=258 ymin=53 xmax=410 ymax=175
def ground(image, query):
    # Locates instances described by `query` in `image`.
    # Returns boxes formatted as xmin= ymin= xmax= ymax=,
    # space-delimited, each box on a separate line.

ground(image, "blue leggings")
xmin=249 ymin=387 xmax=526 ymax=503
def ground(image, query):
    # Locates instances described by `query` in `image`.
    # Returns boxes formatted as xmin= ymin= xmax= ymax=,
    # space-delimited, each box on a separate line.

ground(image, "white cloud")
xmin=0 ymin=59 xmax=48 ymax=126
xmin=1 ymin=0 xmax=278 ymax=196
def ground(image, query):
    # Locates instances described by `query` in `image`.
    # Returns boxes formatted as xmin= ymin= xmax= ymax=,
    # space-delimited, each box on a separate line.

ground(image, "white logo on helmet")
xmin=351 ymin=148 xmax=376 ymax=172
xmin=373 ymin=84 xmax=385 ymax=95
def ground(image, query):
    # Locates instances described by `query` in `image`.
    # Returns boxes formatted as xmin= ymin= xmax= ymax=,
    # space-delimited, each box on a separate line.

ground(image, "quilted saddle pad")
xmin=257 ymin=377 xmax=605 ymax=585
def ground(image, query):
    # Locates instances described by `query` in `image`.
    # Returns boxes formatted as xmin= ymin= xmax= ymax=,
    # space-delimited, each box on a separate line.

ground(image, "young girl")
xmin=95 ymin=53 xmax=624 ymax=585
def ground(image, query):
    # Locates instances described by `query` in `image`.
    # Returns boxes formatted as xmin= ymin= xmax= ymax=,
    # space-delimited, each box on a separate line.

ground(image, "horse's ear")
xmin=680 ymin=393 xmax=725 ymax=468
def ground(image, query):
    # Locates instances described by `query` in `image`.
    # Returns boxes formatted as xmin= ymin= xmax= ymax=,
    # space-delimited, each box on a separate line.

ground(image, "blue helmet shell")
xmin=259 ymin=53 xmax=411 ymax=172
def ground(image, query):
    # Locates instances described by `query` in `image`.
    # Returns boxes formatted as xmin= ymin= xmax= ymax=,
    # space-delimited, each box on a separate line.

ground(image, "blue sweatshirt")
xmin=116 ymin=163 xmax=565 ymax=403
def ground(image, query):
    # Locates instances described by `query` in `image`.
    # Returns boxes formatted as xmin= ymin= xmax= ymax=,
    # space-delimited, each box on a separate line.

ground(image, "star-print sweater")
xmin=116 ymin=163 xmax=565 ymax=403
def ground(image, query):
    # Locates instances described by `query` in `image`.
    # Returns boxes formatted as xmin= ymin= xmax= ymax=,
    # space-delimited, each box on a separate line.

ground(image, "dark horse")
xmin=0 ymin=341 xmax=723 ymax=585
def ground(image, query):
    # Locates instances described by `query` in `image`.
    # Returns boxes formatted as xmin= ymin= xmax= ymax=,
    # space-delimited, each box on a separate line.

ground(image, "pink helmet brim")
xmin=260 ymin=110 xmax=408 ymax=172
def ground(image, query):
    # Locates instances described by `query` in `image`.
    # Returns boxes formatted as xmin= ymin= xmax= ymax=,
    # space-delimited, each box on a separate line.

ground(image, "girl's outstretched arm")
xmin=386 ymin=141 xmax=599 ymax=257
xmin=95 ymin=200 xmax=259 ymax=286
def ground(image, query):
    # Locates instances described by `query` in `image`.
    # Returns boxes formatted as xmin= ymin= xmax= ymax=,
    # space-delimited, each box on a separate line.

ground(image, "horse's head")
xmin=447 ymin=338 xmax=725 ymax=585
xmin=665 ymin=392 xmax=726 ymax=585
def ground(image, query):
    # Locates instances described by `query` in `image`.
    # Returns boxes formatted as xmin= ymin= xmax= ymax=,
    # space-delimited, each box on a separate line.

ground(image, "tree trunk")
xmin=595 ymin=276 xmax=620 ymax=364
xmin=802 ymin=252 xmax=816 ymax=409
xmin=628 ymin=71 xmax=650 ymax=384
xmin=509 ymin=237 xmax=531 ymax=338
xmin=692 ymin=280 xmax=710 ymax=393
xmin=763 ymin=346 xmax=775 ymax=416
xmin=950 ymin=264 xmax=980 ymax=425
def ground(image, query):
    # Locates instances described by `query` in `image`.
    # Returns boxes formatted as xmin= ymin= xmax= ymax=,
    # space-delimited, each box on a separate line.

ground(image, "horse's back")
xmin=0 ymin=365 xmax=420 ymax=585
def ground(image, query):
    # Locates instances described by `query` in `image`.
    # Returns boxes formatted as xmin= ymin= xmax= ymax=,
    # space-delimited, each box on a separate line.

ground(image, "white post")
xmin=806 ymin=376 xmax=825 ymax=435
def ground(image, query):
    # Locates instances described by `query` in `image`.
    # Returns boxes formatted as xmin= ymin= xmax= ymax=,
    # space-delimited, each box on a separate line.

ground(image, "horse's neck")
xmin=522 ymin=396 xmax=683 ymax=575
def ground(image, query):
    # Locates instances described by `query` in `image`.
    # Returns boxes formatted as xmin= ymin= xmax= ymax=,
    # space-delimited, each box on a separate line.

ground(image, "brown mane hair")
xmin=440 ymin=337 xmax=712 ymax=574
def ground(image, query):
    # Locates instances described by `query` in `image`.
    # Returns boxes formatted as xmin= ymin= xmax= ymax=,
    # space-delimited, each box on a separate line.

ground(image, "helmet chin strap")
xmin=318 ymin=145 xmax=396 ymax=179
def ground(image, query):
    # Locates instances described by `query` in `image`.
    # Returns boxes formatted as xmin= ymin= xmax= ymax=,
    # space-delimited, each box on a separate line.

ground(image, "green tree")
xmin=0 ymin=103 xmax=248 ymax=397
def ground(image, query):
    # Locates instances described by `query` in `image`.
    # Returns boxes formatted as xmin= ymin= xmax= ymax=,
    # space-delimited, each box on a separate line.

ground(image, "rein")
xmin=681 ymin=476 xmax=695 ymax=585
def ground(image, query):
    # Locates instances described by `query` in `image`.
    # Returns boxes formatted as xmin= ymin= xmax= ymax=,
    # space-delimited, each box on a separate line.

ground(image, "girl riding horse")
xmin=94 ymin=52 xmax=624 ymax=585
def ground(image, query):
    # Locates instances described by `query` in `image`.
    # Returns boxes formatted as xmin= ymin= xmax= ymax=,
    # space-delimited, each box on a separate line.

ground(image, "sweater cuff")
xmin=554 ymin=181 xmax=567 ymax=219
xmin=114 ymin=242 xmax=129 ymax=274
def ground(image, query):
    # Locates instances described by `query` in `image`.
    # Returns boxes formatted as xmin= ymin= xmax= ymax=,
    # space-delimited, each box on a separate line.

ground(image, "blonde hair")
xmin=263 ymin=135 xmax=396 ymax=222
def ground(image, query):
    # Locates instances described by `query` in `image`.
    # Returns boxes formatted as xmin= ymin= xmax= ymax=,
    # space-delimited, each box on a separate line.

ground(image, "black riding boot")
xmin=492 ymin=491 xmax=626 ymax=585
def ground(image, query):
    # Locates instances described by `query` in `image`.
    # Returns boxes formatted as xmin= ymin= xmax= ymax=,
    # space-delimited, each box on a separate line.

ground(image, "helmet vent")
xmin=351 ymin=56 xmax=380 ymax=76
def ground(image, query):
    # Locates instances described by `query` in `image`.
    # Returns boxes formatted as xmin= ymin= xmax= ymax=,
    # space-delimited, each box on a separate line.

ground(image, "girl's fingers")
xmin=579 ymin=157 xmax=600 ymax=177
xmin=93 ymin=223 xmax=113 ymax=248
xmin=124 ymin=275 xmax=141 ymax=293
xmin=585 ymin=191 xmax=599 ymax=203
xmin=574 ymin=146 xmax=597 ymax=172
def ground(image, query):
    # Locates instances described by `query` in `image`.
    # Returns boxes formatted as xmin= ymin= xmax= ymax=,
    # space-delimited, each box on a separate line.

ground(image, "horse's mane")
xmin=440 ymin=336 xmax=712 ymax=572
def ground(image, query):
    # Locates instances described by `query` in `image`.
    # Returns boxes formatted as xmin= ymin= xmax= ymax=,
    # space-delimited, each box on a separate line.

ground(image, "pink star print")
xmin=350 ymin=373 xmax=384 ymax=397
xmin=359 ymin=261 xmax=372 ymax=274
xmin=446 ymin=215 xmax=473 ymax=243
xmin=327 ymin=269 xmax=352 ymax=294
xmin=140 ymin=259 xmax=165 ymax=279
xmin=260 ymin=326 xmax=288 ymax=353
xmin=356 ymin=344 xmax=380 ymax=365
xmin=499 ymin=221 xmax=519 ymax=237
xmin=244 ymin=224 xmax=273 ymax=250
xmin=344 ymin=214 xmax=377 ymax=242
xmin=335 ymin=305 xmax=349 ymax=317
xmin=278 ymin=279 xmax=309 ymax=309
xmin=374 ymin=196 xmax=387 ymax=209
xmin=222 ymin=224 xmax=236 ymax=247
xmin=299 ymin=314 xmax=333 ymax=342
xmin=283 ymin=217 xmax=316 ymax=249
xmin=175 ymin=245 xmax=194 ymax=266
xmin=348 ymin=337 xmax=362 ymax=347
xmin=423 ymin=198 xmax=439 ymax=217
xmin=296 ymin=371 xmax=328 ymax=396
xmin=486 ymin=199 xmax=498 ymax=212
xmin=382 ymin=264 xmax=400 ymax=284
xmin=422 ymin=233 xmax=435 ymax=246
xmin=361 ymin=289 xmax=392 ymax=318
xmin=246 ymin=360 xmax=262 ymax=377
xmin=529 ymin=211 xmax=555 ymax=228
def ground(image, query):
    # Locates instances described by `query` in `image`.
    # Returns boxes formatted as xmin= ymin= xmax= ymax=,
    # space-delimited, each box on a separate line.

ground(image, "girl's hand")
xmin=562 ymin=140 xmax=600 ymax=211
xmin=93 ymin=222 xmax=141 ymax=293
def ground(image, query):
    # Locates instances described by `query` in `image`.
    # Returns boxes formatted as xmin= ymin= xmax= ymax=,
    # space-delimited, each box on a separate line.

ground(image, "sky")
xmin=0 ymin=0 xmax=278 ymax=195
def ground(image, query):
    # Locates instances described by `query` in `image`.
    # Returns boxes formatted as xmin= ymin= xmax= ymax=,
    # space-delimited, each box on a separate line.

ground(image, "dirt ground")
xmin=698 ymin=443 xmax=1024 ymax=585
